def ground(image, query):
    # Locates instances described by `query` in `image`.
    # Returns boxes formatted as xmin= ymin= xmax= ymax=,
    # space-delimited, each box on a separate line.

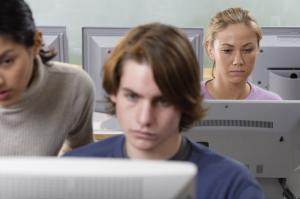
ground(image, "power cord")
xmin=278 ymin=178 xmax=297 ymax=199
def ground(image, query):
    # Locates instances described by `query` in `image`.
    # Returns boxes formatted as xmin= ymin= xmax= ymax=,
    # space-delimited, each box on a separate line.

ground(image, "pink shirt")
xmin=201 ymin=81 xmax=282 ymax=100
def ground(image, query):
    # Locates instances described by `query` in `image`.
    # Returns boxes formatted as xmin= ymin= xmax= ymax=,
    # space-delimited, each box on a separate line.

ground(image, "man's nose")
xmin=137 ymin=102 xmax=153 ymax=127
xmin=0 ymin=75 xmax=4 ymax=86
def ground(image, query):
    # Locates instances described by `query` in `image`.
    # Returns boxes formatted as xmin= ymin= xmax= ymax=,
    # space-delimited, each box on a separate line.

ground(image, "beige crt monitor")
xmin=184 ymin=100 xmax=300 ymax=178
xmin=38 ymin=26 xmax=69 ymax=62
xmin=252 ymin=27 xmax=300 ymax=99
xmin=0 ymin=157 xmax=197 ymax=199
xmin=82 ymin=26 xmax=204 ymax=112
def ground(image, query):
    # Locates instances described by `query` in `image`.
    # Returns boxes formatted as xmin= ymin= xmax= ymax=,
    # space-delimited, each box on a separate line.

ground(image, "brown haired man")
xmin=65 ymin=22 xmax=263 ymax=199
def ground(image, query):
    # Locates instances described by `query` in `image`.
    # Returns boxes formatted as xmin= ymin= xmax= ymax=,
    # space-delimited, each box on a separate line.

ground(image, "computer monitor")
xmin=184 ymin=100 xmax=300 ymax=178
xmin=0 ymin=157 xmax=197 ymax=199
xmin=37 ymin=26 xmax=69 ymax=62
xmin=251 ymin=27 xmax=300 ymax=99
xmin=82 ymin=27 xmax=204 ymax=112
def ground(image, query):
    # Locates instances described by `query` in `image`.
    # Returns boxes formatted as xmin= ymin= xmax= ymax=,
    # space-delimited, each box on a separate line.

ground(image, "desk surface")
xmin=94 ymin=130 xmax=123 ymax=140
xmin=93 ymin=112 xmax=122 ymax=140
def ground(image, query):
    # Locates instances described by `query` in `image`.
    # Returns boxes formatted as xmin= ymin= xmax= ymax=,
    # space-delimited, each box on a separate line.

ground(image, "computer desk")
xmin=93 ymin=112 xmax=122 ymax=140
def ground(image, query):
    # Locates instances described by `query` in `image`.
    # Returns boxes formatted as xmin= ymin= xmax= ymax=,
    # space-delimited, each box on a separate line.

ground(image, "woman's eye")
xmin=0 ymin=57 xmax=14 ymax=66
xmin=221 ymin=49 xmax=233 ymax=54
xmin=242 ymin=48 xmax=254 ymax=54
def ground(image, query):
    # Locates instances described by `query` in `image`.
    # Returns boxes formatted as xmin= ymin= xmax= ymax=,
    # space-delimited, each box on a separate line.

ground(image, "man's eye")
xmin=125 ymin=93 xmax=138 ymax=102
xmin=157 ymin=98 xmax=171 ymax=107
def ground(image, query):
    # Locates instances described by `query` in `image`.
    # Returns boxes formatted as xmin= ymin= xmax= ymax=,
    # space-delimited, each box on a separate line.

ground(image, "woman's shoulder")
xmin=248 ymin=82 xmax=282 ymax=100
xmin=46 ymin=61 xmax=94 ymax=87
xmin=46 ymin=61 xmax=84 ymax=75
xmin=200 ymin=80 xmax=214 ymax=99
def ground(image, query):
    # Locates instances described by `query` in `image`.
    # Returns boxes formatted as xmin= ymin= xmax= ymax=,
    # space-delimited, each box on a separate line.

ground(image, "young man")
xmin=65 ymin=23 xmax=264 ymax=199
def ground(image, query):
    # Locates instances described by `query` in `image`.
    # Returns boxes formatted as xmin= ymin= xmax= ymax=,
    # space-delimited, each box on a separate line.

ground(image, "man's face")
xmin=110 ymin=59 xmax=182 ymax=159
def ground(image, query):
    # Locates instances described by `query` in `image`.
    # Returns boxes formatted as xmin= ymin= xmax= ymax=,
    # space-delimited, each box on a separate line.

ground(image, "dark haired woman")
xmin=0 ymin=0 xmax=95 ymax=155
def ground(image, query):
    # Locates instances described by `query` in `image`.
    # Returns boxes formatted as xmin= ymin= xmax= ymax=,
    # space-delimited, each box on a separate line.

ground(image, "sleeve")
xmin=237 ymin=186 xmax=265 ymax=199
xmin=217 ymin=158 xmax=265 ymax=199
xmin=234 ymin=167 xmax=265 ymax=199
xmin=62 ymin=68 xmax=96 ymax=153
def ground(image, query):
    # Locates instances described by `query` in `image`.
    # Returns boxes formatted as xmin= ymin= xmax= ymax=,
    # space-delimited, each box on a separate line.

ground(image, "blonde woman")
xmin=203 ymin=7 xmax=281 ymax=100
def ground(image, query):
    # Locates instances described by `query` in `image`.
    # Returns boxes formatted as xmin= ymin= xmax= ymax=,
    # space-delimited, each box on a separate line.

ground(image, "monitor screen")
xmin=82 ymin=27 xmax=204 ymax=112
xmin=184 ymin=100 xmax=300 ymax=178
xmin=0 ymin=157 xmax=196 ymax=199
xmin=37 ymin=26 xmax=69 ymax=62
xmin=251 ymin=27 xmax=300 ymax=99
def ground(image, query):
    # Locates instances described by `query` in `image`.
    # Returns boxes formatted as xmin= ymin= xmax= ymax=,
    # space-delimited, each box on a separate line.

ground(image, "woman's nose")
xmin=233 ymin=51 xmax=244 ymax=67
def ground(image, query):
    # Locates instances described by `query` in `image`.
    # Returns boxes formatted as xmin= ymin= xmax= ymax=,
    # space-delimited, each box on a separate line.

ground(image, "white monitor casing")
xmin=184 ymin=100 xmax=300 ymax=178
xmin=251 ymin=27 xmax=300 ymax=99
xmin=38 ymin=26 xmax=69 ymax=62
xmin=0 ymin=158 xmax=197 ymax=199
xmin=82 ymin=27 xmax=204 ymax=112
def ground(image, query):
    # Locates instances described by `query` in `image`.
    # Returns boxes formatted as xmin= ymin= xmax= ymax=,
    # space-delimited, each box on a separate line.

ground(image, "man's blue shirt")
xmin=65 ymin=135 xmax=264 ymax=199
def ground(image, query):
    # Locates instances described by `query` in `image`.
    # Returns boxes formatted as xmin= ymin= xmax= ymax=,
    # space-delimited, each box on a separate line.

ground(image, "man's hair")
xmin=102 ymin=22 xmax=206 ymax=131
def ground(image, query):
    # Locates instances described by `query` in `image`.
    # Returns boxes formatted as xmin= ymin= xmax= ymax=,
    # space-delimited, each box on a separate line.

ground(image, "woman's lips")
xmin=229 ymin=71 xmax=245 ymax=76
xmin=0 ymin=90 xmax=11 ymax=100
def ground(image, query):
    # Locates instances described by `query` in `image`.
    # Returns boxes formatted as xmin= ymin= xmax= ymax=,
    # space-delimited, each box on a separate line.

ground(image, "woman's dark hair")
xmin=0 ymin=0 xmax=56 ymax=63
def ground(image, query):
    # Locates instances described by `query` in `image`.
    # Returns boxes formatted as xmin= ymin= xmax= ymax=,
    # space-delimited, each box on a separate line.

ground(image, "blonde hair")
xmin=205 ymin=7 xmax=262 ymax=47
xmin=205 ymin=7 xmax=262 ymax=78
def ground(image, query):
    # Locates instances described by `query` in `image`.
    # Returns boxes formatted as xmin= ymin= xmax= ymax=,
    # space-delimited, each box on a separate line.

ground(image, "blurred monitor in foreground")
xmin=0 ymin=157 xmax=196 ymax=199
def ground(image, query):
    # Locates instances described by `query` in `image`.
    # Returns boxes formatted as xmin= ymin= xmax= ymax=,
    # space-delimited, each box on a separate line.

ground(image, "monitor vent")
xmin=195 ymin=120 xmax=273 ymax=128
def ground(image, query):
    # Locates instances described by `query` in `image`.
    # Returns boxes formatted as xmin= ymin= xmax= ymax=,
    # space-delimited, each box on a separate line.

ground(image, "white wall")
xmin=26 ymin=0 xmax=300 ymax=65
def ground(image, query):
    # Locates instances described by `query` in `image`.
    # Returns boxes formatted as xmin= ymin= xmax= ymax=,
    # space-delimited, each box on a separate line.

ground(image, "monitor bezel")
xmin=184 ymin=100 xmax=300 ymax=178
xmin=251 ymin=26 xmax=300 ymax=90
xmin=82 ymin=26 xmax=204 ymax=113
xmin=37 ymin=26 xmax=69 ymax=62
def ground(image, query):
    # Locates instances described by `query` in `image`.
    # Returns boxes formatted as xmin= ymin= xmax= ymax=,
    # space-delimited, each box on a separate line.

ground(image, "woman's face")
xmin=207 ymin=23 xmax=259 ymax=84
xmin=0 ymin=33 xmax=41 ymax=107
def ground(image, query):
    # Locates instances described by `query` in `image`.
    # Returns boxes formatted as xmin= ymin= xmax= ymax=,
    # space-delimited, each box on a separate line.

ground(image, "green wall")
xmin=26 ymin=0 xmax=300 ymax=66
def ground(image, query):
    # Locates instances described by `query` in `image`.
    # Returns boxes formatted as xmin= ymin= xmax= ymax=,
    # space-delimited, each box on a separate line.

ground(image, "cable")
xmin=278 ymin=178 xmax=297 ymax=199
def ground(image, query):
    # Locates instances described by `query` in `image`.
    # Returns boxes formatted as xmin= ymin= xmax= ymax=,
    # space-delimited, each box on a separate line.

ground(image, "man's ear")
xmin=110 ymin=94 xmax=117 ymax=103
xmin=32 ymin=31 xmax=43 ymax=56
